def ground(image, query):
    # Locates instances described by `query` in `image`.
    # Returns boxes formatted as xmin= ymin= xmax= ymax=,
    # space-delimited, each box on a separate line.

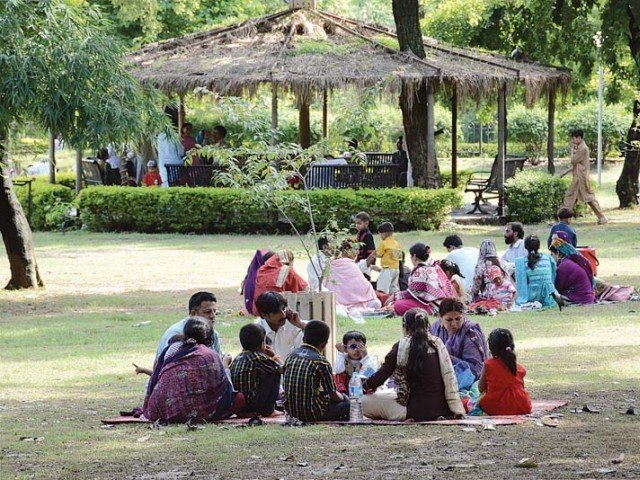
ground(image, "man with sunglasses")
xmin=254 ymin=291 xmax=307 ymax=362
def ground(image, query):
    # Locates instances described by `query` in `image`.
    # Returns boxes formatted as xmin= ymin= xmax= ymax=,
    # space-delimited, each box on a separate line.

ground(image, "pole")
xmin=75 ymin=149 xmax=83 ymax=195
xmin=178 ymin=94 xmax=185 ymax=135
xmin=497 ymin=84 xmax=507 ymax=216
xmin=451 ymin=86 xmax=458 ymax=188
xmin=597 ymin=50 xmax=604 ymax=186
xmin=547 ymin=91 xmax=556 ymax=175
xmin=299 ymin=100 xmax=311 ymax=149
xmin=271 ymin=84 xmax=279 ymax=145
xmin=322 ymin=90 xmax=328 ymax=139
xmin=48 ymin=130 xmax=56 ymax=184
xmin=426 ymin=84 xmax=436 ymax=188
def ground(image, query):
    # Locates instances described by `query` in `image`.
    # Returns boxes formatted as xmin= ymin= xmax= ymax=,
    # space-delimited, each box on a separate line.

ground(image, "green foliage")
xmin=507 ymin=106 xmax=548 ymax=161
xmin=505 ymin=170 xmax=585 ymax=224
xmin=558 ymin=102 xmax=630 ymax=158
xmin=77 ymin=186 xmax=462 ymax=233
xmin=290 ymin=38 xmax=364 ymax=56
xmin=13 ymin=182 xmax=75 ymax=231
xmin=422 ymin=0 xmax=487 ymax=45
xmin=33 ymin=173 xmax=77 ymax=190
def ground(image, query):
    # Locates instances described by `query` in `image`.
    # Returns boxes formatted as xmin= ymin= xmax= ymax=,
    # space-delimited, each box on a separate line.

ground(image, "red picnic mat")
xmin=102 ymin=399 xmax=567 ymax=426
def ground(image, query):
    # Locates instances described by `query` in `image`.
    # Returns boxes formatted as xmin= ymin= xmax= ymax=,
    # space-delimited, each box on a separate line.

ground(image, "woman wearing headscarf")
xmin=515 ymin=234 xmax=561 ymax=309
xmin=471 ymin=239 xmax=514 ymax=302
xmin=241 ymin=250 xmax=275 ymax=315
xmin=549 ymin=234 xmax=595 ymax=305
xmin=252 ymin=250 xmax=308 ymax=316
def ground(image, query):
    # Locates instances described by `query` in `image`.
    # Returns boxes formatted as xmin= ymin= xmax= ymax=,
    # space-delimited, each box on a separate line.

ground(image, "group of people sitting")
xmin=240 ymin=209 xmax=634 ymax=321
xmin=135 ymin=291 xmax=530 ymax=424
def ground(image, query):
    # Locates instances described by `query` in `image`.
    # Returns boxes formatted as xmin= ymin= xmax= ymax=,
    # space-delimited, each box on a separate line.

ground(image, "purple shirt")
xmin=430 ymin=318 xmax=488 ymax=380
xmin=555 ymin=258 xmax=595 ymax=304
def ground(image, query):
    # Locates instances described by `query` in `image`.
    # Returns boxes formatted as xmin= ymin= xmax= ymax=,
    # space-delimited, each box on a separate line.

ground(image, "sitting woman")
xmin=515 ymin=234 xmax=561 ymax=309
xmin=143 ymin=317 xmax=243 ymax=423
xmin=240 ymin=249 xmax=275 ymax=315
xmin=470 ymin=240 xmax=515 ymax=312
xmin=361 ymin=308 xmax=465 ymax=421
xmin=440 ymin=259 xmax=470 ymax=305
xmin=323 ymin=241 xmax=381 ymax=312
xmin=550 ymin=234 xmax=595 ymax=305
xmin=252 ymin=250 xmax=308 ymax=316
xmin=391 ymin=243 xmax=457 ymax=316
xmin=430 ymin=298 xmax=489 ymax=387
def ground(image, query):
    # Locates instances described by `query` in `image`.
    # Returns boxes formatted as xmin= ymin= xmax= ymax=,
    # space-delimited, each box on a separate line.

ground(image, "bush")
xmin=33 ymin=172 xmax=77 ymax=190
xmin=508 ymin=106 xmax=548 ymax=162
xmin=77 ymin=187 xmax=462 ymax=234
xmin=505 ymin=170 xmax=586 ymax=224
xmin=13 ymin=181 xmax=75 ymax=230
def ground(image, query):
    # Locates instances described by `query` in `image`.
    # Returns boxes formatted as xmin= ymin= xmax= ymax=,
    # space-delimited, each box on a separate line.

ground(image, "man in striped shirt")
xmin=283 ymin=321 xmax=349 ymax=422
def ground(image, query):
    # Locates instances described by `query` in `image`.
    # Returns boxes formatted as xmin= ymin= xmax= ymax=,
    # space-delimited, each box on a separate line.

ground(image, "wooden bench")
xmin=305 ymin=164 xmax=363 ymax=189
xmin=165 ymin=165 xmax=226 ymax=187
xmin=364 ymin=152 xmax=395 ymax=165
xmin=81 ymin=158 xmax=104 ymax=186
xmin=465 ymin=155 xmax=527 ymax=214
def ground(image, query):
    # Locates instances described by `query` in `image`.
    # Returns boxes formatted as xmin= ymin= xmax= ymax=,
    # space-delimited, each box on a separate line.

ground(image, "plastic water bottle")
xmin=349 ymin=372 xmax=363 ymax=422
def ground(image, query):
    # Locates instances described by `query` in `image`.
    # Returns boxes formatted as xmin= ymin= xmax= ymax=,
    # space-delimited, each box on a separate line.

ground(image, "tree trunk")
xmin=547 ymin=91 xmax=556 ymax=175
xmin=393 ymin=0 xmax=441 ymax=188
xmin=299 ymin=100 xmax=311 ymax=149
xmin=49 ymin=130 xmax=56 ymax=184
xmin=0 ymin=132 xmax=44 ymax=289
xmin=616 ymin=100 xmax=640 ymax=207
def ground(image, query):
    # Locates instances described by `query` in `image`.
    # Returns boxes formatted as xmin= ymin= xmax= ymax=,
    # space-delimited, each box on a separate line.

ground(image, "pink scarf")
xmin=324 ymin=257 xmax=377 ymax=309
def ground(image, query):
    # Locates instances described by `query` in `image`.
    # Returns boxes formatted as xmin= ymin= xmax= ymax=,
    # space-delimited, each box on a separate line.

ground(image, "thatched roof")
xmin=129 ymin=8 xmax=571 ymax=105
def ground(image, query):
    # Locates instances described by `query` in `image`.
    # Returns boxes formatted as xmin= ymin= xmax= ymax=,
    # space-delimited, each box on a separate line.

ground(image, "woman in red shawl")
xmin=252 ymin=250 xmax=308 ymax=316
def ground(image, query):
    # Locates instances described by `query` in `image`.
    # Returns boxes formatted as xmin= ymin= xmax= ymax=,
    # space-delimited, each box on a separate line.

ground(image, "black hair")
xmin=508 ymin=222 xmax=525 ymax=240
xmin=438 ymin=297 xmax=465 ymax=316
xmin=402 ymin=308 xmax=437 ymax=383
xmin=188 ymin=292 xmax=217 ymax=312
xmin=317 ymin=237 xmax=329 ymax=250
xmin=303 ymin=320 xmax=330 ymax=348
xmin=239 ymin=323 xmax=266 ymax=351
xmin=488 ymin=328 xmax=517 ymax=375
xmin=262 ymin=250 xmax=276 ymax=262
xmin=355 ymin=211 xmax=370 ymax=222
xmin=443 ymin=234 xmax=463 ymax=249
xmin=439 ymin=259 xmax=464 ymax=278
xmin=571 ymin=129 xmax=584 ymax=139
xmin=214 ymin=125 xmax=227 ymax=137
xmin=378 ymin=222 xmax=394 ymax=233
xmin=524 ymin=234 xmax=541 ymax=270
xmin=167 ymin=334 xmax=184 ymax=345
xmin=255 ymin=291 xmax=287 ymax=317
xmin=557 ymin=207 xmax=574 ymax=220
xmin=342 ymin=330 xmax=366 ymax=345
xmin=409 ymin=242 xmax=430 ymax=261
xmin=182 ymin=317 xmax=213 ymax=348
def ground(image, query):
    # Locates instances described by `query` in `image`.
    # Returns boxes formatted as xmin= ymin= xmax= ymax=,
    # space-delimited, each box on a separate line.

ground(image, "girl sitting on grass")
xmin=476 ymin=328 xmax=531 ymax=415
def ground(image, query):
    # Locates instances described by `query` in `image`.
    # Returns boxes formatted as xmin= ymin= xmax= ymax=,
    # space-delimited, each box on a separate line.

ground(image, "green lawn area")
xmin=1 ymin=164 xmax=640 ymax=479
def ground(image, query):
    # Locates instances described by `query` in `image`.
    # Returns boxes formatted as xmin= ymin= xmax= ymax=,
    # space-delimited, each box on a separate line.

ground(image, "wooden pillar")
xmin=48 ymin=130 xmax=56 ymax=184
xmin=497 ymin=83 xmax=507 ymax=216
xmin=547 ymin=91 xmax=556 ymax=175
xmin=299 ymin=100 xmax=311 ymax=149
xmin=322 ymin=91 xmax=328 ymax=139
xmin=271 ymin=84 xmax=279 ymax=145
xmin=426 ymin=83 xmax=436 ymax=188
xmin=75 ymin=148 xmax=83 ymax=194
xmin=451 ymin=86 xmax=458 ymax=188
xmin=178 ymin=94 xmax=186 ymax=134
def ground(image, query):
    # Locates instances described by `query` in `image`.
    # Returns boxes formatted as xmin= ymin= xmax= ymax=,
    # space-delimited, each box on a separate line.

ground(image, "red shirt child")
xmin=143 ymin=160 xmax=162 ymax=187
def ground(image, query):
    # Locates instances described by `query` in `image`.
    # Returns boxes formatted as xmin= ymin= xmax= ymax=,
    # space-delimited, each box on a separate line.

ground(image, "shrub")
xmin=33 ymin=172 xmax=76 ymax=190
xmin=505 ymin=170 xmax=586 ymax=224
xmin=77 ymin=187 xmax=462 ymax=234
xmin=508 ymin=106 xmax=548 ymax=162
xmin=13 ymin=181 xmax=75 ymax=230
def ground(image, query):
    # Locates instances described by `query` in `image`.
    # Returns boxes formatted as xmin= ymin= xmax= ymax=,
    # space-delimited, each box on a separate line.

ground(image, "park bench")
xmin=363 ymin=152 xmax=395 ymax=165
xmin=81 ymin=158 xmax=104 ymax=186
xmin=305 ymin=163 xmax=400 ymax=189
xmin=165 ymin=165 xmax=226 ymax=187
xmin=464 ymin=155 xmax=527 ymax=214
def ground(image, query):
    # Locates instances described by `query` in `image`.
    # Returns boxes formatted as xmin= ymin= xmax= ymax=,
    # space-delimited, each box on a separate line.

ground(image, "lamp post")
xmin=594 ymin=31 xmax=603 ymax=187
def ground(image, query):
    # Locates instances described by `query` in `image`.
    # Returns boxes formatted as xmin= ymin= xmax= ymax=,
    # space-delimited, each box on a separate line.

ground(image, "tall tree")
xmin=392 ymin=0 xmax=441 ymax=188
xmin=0 ymin=0 xmax=169 ymax=289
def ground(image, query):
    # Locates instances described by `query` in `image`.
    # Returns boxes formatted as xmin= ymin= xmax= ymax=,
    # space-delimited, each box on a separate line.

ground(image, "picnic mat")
xmin=102 ymin=399 xmax=567 ymax=426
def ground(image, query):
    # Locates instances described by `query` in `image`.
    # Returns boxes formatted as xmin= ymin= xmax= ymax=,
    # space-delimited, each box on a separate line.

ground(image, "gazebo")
xmin=128 ymin=3 xmax=571 ymax=206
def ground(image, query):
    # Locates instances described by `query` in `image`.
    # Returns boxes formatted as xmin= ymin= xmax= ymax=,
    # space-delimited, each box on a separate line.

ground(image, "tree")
xmin=0 ymin=0 xmax=169 ymax=289
xmin=392 ymin=0 xmax=441 ymax=188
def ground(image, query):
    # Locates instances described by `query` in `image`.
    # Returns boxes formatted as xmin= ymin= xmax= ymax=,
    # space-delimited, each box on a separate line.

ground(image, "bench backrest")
xmin=82 ymin=159 xmax=103 ymax=186
xmin=305 ymin=164 xmax=363 ymax=189
xmin=165 ymin=165 xmax=225 ymax=187
xmin=486 ymin=155 xmax=527 ymax=191
xmin=364 ymin=152 xmax=395 ymax=165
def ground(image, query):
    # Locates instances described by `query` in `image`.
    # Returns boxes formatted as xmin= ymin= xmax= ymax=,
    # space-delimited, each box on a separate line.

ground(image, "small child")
xmin=230 ymin=324 xmax=282 ymax=417
xmin=142 ymin=160 xmax=162 ymax=187
xmin=440 ymin=259 xmax=470 ymax=304
xmin=354 ymin=212 xmax=376 ymax=267
xmin=547 ymin=207 xmax=577 ymax=248
xmin=333 ymin=330 xmax=378 ymax=394
xmin=369 ymin=222 xmax=402 ymax=296
xmin=486 ymin=265 xmax=516 ymax=310
xmin=477 ymin=328 xmax=532 ymax=415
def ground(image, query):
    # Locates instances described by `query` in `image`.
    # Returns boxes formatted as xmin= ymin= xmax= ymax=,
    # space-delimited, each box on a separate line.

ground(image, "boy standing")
xmin=369 ymin=222 xmax=402 ymax=295
xmin=230 ymin=324 xmax=282 ymax=417
xmin=283 ymin=321 xmax=349 ymax=422
xmin=142 ymin=160 xmax=162 ymax=187
xmin=354 ymin=212 xmax=376 ymax=263
xmin=548 ymin=207 xmax=578 ymax=248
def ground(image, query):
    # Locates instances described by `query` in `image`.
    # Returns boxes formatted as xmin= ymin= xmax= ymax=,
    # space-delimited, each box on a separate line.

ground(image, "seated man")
xmin=254 ymin=291 xmax=307 ymax=361
xmin=283 ymin=321 xmax=349 ymax=422
xmin=156 ymin=292 xmax=224 ymax=360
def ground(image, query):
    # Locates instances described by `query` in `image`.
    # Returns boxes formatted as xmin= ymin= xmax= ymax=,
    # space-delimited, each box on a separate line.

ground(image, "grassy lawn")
xmin=2 ymin=162 xmax=640 ymax=479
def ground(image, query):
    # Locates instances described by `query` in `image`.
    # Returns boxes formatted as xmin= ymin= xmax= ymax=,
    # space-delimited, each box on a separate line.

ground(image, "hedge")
xmin=505 ymin=170 xmax=586 ymax=224
xmin=77 ymin=187 xmax=463 ymax=234
xmin=14 ymin=181 xmax=75 ymax=230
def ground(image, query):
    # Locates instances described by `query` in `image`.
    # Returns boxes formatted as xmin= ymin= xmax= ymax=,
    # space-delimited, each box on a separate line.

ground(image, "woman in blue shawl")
xmin=515 ymin=234 xmax=561 ymax=309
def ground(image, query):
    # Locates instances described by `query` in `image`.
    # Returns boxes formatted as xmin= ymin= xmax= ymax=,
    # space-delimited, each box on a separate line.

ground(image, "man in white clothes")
xmin=502 ymin=222 xmax=527 ymax=270
xmin=443 ymin=235 xmax=479 ymax=291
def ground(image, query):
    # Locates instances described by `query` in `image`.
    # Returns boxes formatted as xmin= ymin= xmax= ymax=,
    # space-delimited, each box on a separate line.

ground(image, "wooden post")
xmin=48 ymin=130 xmax=56 ymax=184
xmin=299 ymin=99 xmax=311 ymax=149
xmin=75 ymin=149 xmax=83 ymax=194
xmin=322 ymin=90 xmax=328 ymax=139
xmin=451 ymin=86 xmax=458 ymax=188
xmin=547 ymin=91 xmax=556 ymax=175
xmin=497 ymin=84 xmax=507 ymax=216
xmin=426 ymin=83 xmax=436 ymax=188
xmin=271 ymin=84 xmax=279 ymax=145
xmin=178 ymin=94 xmax=186 ymax=135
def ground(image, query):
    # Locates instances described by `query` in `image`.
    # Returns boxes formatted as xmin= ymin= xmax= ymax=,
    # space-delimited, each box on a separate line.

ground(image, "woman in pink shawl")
xmin=324 ymin=241 xmax=381 ymax=311
xmin=252 ymin=250 xmax=308 ymax=316
xmin=392 ymin=243 xmax=458 ymax=316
